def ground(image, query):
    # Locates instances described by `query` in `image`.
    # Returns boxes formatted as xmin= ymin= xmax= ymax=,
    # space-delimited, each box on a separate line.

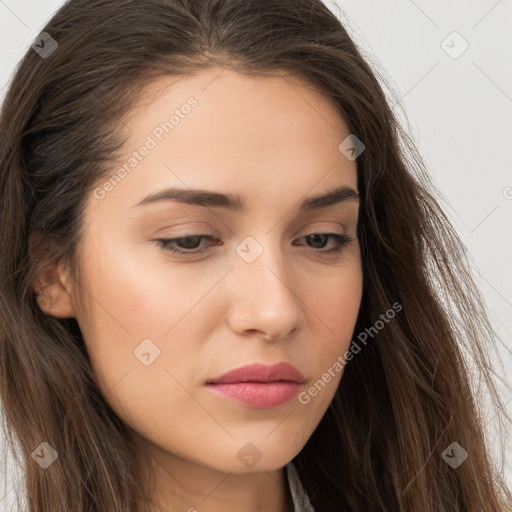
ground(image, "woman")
xmin=0 ymin=0 xmax=510 ymax=511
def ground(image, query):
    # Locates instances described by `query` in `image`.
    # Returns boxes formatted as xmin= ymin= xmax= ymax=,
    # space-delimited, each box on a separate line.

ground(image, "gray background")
xmin=1 ymin=0 xmax=511 ymax=508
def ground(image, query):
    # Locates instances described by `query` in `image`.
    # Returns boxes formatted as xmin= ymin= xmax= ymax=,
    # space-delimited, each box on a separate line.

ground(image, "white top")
xmin=285 ymin=461 xmax=316 ymax=512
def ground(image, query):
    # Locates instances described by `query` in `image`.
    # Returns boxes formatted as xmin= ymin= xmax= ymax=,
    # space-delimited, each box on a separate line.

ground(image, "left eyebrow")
xmin=132 ymin=184 xmax=359 ymax=212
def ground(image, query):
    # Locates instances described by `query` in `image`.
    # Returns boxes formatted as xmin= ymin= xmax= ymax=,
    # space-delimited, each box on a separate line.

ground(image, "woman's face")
xmin=54 ymin=67 xmax=362 ymax=481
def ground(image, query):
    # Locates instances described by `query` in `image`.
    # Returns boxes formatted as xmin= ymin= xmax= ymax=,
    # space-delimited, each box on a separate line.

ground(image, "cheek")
xmin=299 ymin=260 xmax=363 ymax=404
xmin=76 ymin=236 xmax=224 ymax=399
xmin=309 ymin=258 xmax=363 ymax=342
xmin=76 ymin=261 xmax=204 ymax=441
xmin=80 ymin=239 xmax=198 ymax=339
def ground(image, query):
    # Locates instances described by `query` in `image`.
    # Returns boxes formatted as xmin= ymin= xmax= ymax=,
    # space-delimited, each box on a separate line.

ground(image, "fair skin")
xmin=34 ymin=67 xmax=363 ymax=512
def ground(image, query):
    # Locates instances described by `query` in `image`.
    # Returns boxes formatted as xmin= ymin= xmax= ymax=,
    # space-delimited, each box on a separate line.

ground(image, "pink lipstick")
xmin=206 ymin=362 xmax=305 ymax=409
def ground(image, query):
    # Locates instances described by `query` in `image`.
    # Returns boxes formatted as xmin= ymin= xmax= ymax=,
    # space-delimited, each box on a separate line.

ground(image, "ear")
xmin=33 ymin=262 xmax=76 ymax=318
xmin=30 ymin=233 xmax=76 ymax=319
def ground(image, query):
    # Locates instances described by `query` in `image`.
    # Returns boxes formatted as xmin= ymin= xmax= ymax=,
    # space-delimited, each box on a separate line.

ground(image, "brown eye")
xmin=156 ymin=235 xmax=218 ymax=255
xmin=294 ymin=233 xmax=355 ymax=258
xmin=155 ymin=232 xmax=355 ymax=259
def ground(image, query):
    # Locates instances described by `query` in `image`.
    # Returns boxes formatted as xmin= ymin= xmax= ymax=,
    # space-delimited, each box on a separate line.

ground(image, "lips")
xmin=205 ymin=362 xmax=305 ymax=408
xmin=206 ymin=362 xmax=305 ymax=385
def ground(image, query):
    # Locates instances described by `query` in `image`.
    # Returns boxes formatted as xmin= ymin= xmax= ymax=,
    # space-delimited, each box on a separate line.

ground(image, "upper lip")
xmin=206 ymin=362 xmax=305 ymax=384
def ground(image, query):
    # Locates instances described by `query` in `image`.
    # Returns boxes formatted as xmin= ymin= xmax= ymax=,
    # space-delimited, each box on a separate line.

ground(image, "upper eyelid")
xmin=156 ymin=220 xmax=352 ymax=236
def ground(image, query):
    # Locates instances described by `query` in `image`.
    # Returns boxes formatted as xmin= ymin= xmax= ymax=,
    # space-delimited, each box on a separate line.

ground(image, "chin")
xmin=201 ymin=437 xmax=304 ymax=475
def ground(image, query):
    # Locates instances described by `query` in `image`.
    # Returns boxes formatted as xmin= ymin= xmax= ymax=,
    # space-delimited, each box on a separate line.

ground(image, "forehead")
xmin=89 ymin=67 xmax=358 ymax=215
xmin=124 ymin=66 xmax=350 ymax=145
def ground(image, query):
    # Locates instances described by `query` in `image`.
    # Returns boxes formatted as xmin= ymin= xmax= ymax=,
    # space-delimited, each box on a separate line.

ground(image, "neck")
xmin=134 ymin=439 xmax=294 ymax=512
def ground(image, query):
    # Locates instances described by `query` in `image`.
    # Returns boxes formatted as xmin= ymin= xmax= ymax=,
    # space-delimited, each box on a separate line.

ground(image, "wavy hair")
xmin=0 ymin=0 xmax=510 ymax=510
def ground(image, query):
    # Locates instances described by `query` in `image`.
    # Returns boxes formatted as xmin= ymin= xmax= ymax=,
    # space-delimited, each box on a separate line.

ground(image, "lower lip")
xmin=206 ymin=381 xmax=301 ymax=408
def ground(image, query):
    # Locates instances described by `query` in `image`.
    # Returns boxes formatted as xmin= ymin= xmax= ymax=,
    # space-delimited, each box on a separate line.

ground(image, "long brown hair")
xmin=0 ymin=0 xmax=510 ymax=510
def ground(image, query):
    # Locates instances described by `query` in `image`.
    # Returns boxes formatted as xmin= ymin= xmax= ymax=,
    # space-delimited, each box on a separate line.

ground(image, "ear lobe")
xmin=33 ymin=261 xmax=76 ymax=319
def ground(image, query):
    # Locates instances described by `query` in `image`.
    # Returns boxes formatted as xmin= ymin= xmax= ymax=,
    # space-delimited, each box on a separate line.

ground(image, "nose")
xmin=226 ymin=244 xmax=306 ymax=341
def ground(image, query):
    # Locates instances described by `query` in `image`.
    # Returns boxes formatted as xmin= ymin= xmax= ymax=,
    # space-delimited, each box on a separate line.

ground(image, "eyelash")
xmin=155 ymin=232 xmax=355 ymax=259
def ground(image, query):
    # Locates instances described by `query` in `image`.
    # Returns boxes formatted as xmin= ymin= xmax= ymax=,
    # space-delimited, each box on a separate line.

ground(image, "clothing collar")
xmin=285 ymin=461 xmax=316 ymax=512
